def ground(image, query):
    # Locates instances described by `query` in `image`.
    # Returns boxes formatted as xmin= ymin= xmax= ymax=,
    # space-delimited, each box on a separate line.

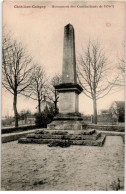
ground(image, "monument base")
xmin=54 ymin=112 xmax=83 ymax=120
xmin=47 ymin=120 xmax=82 ymax=130
xmin=47 ymin=113 xmax=87 ymax=130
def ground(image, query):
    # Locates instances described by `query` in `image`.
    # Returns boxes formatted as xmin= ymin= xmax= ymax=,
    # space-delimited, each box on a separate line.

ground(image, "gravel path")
xmin=1 ymin=136 xmax=124 ymax=191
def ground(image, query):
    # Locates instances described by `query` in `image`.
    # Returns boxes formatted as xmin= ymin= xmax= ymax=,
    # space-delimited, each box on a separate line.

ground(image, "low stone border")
xmin=87 ymin=124 xmax=125 ymax=132
xmin=2 ymin=129 xmax=40 ymax=143
xmin=1 ymin=125 xmax=42 ymax=134
xmin=97 ymin=130 xmax=125 ymax=144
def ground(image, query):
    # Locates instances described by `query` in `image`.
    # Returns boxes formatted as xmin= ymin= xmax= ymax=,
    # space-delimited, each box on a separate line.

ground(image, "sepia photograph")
xmin=1 ymin=0 xmax=125 ymax=191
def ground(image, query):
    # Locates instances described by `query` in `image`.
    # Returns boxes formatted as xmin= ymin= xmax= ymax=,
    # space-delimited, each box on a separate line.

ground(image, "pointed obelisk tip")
xmin=62 ymin=23 xmax=76 ymax=84
xmin=65 ymin=23 xmax=73 ymax=29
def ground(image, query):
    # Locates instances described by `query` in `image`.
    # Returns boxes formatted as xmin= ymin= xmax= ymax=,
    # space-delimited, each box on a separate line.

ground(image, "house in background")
xmin=109 ymin=101 xmax=125 ymax=122
xmin=97 ymin=109 xmax=112 ymax=123
xmin=98 ymin=109 xmax=110 ymax=115
xmin=41 ymin=96 xmax=54 ymax=113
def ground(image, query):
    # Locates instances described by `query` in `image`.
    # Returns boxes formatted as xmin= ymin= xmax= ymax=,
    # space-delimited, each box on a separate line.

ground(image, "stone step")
xmin=35 ymin=130 xmax=68 ymax=135
xmin=26 ymin=132 xmax=100 ymax=141
xmin=79 ymin=129 xmax=96 ymax=135
xmin=35 ymin=129 xmax=96 ymax=135
xmin=82 ymin=125 xmax=91 ymax=130
xmin=18 ymin=135 xmax=106 ymax=146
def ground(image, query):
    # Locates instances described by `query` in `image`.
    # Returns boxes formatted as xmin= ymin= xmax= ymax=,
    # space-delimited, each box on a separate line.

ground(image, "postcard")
xmin=1 ymin=0 xmax=125 ymax=191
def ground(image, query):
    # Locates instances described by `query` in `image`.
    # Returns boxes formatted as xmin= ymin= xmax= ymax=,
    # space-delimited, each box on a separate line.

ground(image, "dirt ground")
xmin=1 ymin=136 xmax=125 ymax=191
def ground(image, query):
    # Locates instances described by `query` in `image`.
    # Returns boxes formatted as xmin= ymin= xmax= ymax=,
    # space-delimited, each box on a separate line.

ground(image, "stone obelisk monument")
xmin=19 ymin=24 xmax=105 ymax=146
xmin=48 ymin=24 xmax=83 ymax=130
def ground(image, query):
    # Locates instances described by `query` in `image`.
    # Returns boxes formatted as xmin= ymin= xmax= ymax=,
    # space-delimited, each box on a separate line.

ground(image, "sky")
xmin=2 ymin=1 xmax=125 ymax=116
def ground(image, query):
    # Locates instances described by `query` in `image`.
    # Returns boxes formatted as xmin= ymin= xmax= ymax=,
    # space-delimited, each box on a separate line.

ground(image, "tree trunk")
xmin=93 ymin=98 xmax=97 ymax=124
xmin=13 ymin=92 xmax=18 ymax=128
xmin=38 ymin=99 xmax=41 ymax=114
xmin=54 ymin=89 xmax=57 ymax=114
xmin=54 ymin=100 xmax=57 ymax=114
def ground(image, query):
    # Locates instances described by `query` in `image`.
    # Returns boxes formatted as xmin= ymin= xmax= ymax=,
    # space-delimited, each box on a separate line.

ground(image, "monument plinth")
xmin=48 ymin=24 xmax=84 ymax=130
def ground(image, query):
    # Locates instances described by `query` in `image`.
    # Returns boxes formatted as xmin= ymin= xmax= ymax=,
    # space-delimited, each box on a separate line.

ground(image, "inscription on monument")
xmin=59 ymin=92 xmax=78 ymax=113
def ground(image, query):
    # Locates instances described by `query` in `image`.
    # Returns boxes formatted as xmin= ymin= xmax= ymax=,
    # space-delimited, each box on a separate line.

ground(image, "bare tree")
xmin=2 ymin=33 xmax=33 ymax=127
xmin=77 ymin=40 xmax=112 ymax=124
xmin=118 ymin=42 xmax=125 ymax=87
xmin=23 ymin=65 xmax=48 ymax=114
xmin=46 ymin=74 xmax=62 ymax=114
xmin=111 ymin=57 xmax=125 ymax=87
xmin=109 ymin=43 xmax=125 ymax=88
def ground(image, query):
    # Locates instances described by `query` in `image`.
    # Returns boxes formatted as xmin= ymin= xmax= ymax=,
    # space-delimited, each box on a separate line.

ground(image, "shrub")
xmin=2 ymin=117 xmax=15 ymax=126
xmin=48 ymin=140 xmax=72 ymax=148
xmin=35 ymin=107 xmax=57 ymax=127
